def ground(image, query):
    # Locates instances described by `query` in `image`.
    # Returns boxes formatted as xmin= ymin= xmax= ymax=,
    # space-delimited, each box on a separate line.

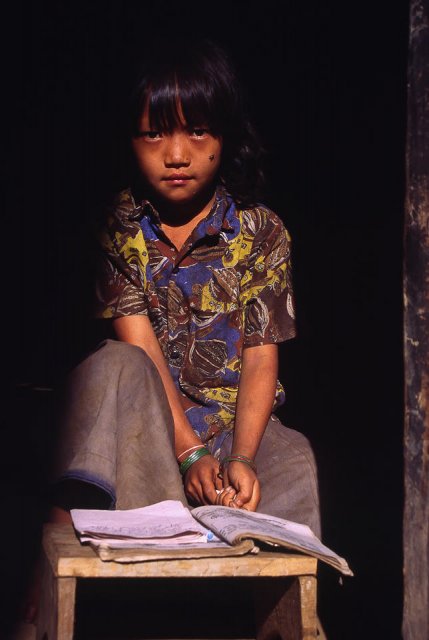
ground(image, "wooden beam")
xmin=403 ymin=1 xmax=429 ymax=638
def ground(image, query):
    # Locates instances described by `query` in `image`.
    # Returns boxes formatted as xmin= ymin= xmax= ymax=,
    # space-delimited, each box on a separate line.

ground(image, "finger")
xmin=214 ymin=461 xmax=223 ymax=490
xmin=201 ymin=478 xmax=219 ymax=505
xmin=216 ymin=485 xmax=236 ymax=506
xmin=233 ymin=474 xmax=260 ymax=508
xmin=231 ymin=484 xmax=253 ymax=508
xmin=185 ymin=483 xmax=205 ymax=506
xmin=222 ymin=468 xmax=230 ymax=489
xmin=215 ymin=472 xmax=224 ymax=491
xmin=215 ymin=489 xmax=226 ymax=505
xmin=227 ymin=493 xmax=241 ymax=509
xmin=234 ymin=493 xmax=247 ymax=507
xmin=215 ymin=486 xmax=229 ymax=504
xmin=185 ymin=473 xmax=208 ymax=505
xmin=241 ymin=497 xmax=260 ymax=511
xmin=239 ymin=482 xmax=261 ymax=511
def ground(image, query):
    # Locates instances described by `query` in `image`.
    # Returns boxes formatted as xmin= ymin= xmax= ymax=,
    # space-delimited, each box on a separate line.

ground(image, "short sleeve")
xmin=95 ymin=192 xmax=150 ymax=319
xmin=240 ymin=210 xmax=296 ymax=346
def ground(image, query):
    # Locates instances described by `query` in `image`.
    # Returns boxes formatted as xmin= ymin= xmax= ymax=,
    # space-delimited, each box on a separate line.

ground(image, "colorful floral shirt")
xmin=96 ymin=186 xmax=296 ymax=456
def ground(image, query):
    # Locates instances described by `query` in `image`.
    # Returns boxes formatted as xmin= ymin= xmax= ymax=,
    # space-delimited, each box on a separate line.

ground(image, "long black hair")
xmin=126 ymin=36 xmax=266 ymax=206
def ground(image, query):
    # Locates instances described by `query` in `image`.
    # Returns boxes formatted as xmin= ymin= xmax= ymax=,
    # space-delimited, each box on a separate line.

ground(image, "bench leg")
xmin=255 ymin=575 xmax=317 ymax=640
xmin=36 ymin=553 xmax=76 ymax=640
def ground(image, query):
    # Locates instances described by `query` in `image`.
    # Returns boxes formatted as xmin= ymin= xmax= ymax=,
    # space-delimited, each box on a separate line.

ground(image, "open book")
xmin=71 ymin=500 xmax=353 ymax=576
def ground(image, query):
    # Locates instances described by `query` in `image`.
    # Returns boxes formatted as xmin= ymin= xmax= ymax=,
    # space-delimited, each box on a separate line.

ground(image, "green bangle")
xmin=179 ymin=447 xmax=210 ymax=475
xmin=220 ymin=455 xmax=257 ymax=474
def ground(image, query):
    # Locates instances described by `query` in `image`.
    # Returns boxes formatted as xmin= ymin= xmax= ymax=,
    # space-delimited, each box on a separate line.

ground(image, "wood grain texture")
xmin=36 ymin=553 xmax=76 ymax=640
xmin=254 ymin=576 xmax=317 ymax=639
xmin=403 ymin=1 xmax=429 ymax=638
xmin=43 ymin=523 xmax=317 ymax=579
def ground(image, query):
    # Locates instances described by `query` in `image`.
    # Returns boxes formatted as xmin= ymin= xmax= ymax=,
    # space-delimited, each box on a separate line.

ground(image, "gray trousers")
xmin=53 ymin=340 xmax=321 ymax=537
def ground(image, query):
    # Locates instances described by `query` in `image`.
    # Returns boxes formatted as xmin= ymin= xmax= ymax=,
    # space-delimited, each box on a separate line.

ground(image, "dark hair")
xmin=127 ymin=36 xmax=266 ymax=206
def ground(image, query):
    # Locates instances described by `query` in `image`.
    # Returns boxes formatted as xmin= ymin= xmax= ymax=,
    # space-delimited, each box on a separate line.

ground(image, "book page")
xmin=192 ymin=505 xmax=315 ymax=546
xmin=71 ymin=500 xmax=215 ymax=545
xmin=192 ymin=506 xmax=353 ymax=576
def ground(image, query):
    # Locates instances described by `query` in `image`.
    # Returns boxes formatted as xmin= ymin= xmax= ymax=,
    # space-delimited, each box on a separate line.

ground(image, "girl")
xmin=50 ymin=36 xmax=320 ymax=536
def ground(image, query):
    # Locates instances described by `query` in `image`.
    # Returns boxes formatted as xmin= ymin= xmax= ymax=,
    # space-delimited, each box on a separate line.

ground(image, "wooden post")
xmin=254 ymin=576 xmax=317 ymax=640
xmin=403 ymin=1 xmax=429 ymax=638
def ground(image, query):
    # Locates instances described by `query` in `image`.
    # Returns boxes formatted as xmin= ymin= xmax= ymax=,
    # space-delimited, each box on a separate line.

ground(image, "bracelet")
xmin=177 ymin=444 xmax=205 ymax=462
xmin=219 ymin=454 xmax=257 ymax=474
xmin=179 ymin=447 xmax=211 ymax=475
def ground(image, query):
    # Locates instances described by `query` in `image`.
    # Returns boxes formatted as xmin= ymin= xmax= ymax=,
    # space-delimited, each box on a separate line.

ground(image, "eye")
xmin=190 ymin=127 xmax=209 ymax=138
xmin=138 ymin=130 xmax=162 ymax=140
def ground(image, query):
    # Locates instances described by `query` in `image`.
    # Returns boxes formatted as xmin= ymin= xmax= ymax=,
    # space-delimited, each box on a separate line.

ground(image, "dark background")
xmin=4 ymin=1 xmax=407 ymax=638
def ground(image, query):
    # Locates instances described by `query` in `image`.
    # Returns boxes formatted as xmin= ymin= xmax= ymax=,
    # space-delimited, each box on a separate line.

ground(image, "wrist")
xmin=219 ymin=454 xmax=257 ymax=475
xmin=177 ymin=443 xmax=205 ymax=463
xmin=179 ymin=447 xmax=211 ymax=475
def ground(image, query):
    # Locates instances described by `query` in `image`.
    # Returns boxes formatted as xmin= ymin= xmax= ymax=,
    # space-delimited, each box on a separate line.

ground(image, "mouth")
xmin=163 ymin=173 xmax=193 ymax=183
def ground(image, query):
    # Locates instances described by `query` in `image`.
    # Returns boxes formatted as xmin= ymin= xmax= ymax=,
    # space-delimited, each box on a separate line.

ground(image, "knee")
xmin=287 ymin=430 xmax=318 ymax=471
xmin=89 ymin=339 xmax=155 ymax=373
xmin=258 ymin=421 xmax=320 ymax=498
xmin=262 ymin=419 xmax=318 ymax=470
xmin=288 ymin=432 xmax=319 ymax=486
xmin=72 ymin=339 xmax=159 ymax=388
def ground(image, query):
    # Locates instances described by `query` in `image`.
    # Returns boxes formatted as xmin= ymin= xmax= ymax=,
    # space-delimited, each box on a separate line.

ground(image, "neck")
xmin=148 ymin=186 xmax=217 ymax=228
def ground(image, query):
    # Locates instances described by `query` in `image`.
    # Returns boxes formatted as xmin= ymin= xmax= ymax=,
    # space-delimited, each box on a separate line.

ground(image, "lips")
xmin=163 ymin=173 xmax=192 ymax=181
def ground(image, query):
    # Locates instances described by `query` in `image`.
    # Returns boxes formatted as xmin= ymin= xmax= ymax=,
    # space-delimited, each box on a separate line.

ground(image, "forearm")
xmin=114 ymin=315 xmax=220 ymax=505
xmin=113 ymin=316 xmax=202 ymax=457
xmin=232 ymin=344 xmax=278 ymax=459
xmin=215 ymin=344 xmax=277 ymax=510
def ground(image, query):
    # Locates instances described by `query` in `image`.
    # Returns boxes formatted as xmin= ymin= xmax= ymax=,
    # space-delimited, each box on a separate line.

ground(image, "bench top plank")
xmin=43 ymin=524 xmax=317 ymax=579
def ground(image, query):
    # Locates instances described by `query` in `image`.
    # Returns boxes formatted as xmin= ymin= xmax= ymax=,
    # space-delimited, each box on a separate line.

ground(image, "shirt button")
xmin=169 ymin=347 xmax=180 ymax=359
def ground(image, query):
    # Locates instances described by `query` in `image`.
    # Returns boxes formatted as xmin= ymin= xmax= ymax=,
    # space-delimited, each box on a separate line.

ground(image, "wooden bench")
xmin=36 ymin=524 xmax=318 ymax=640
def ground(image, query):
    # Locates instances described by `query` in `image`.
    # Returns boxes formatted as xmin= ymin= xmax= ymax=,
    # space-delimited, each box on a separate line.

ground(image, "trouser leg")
xmin=51 ymin=339 xmax=320 ymax=534
xmin=255 ymin=416 xmax=321 ymax=538
xmin=219 ymin=416 xmax=321 ymax=537
xmin=52 ymin=339 xmax=187 ymax=510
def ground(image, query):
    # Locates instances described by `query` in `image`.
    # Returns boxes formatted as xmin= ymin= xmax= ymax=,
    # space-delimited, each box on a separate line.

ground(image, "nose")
xmin=164 ymin=131 xmax=191 ymax=168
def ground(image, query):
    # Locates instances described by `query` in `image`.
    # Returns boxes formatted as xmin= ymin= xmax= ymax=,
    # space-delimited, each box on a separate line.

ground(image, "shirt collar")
xmin=133 ymin=186 xmax=235 ymax=236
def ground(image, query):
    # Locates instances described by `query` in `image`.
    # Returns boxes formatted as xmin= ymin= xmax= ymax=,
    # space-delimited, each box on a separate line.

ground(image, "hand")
xmin=216 ymin=461 xmax=260 ymax=511
xmin=183 ymin=454 xmax=223 ymax=506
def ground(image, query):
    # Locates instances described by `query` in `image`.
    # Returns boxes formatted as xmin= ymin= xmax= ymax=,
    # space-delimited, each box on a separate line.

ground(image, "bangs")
xmin=127 ymin=37 xmax=264 ymax=205
xmin=130 ymin=40 xmax=236 ymax=138
xmin=144 ymin=74 xmax=223 ymax=136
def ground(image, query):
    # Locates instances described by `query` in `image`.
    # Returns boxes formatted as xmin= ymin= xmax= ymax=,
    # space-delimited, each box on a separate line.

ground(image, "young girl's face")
xmin=132 ymin=102 xmax=222 ymax=211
